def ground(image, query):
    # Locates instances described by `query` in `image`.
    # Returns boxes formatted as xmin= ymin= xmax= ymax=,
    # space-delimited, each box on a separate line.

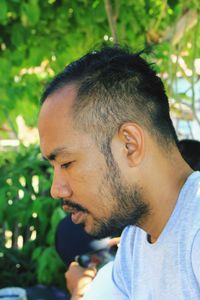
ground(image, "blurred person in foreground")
xmin=55 ymin=214 xmax=116 ymax=299
xmin=38 ymin=46 xmax=200 ymax=300
xmin=55 ymin=214 xmax=112 ymax=268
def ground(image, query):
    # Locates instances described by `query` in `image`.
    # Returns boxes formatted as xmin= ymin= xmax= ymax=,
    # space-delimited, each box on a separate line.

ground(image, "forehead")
xmin=39 ymin=83 xmax=77 ymax=122
xmin=38 ymin=84 xmax=92 ymax=157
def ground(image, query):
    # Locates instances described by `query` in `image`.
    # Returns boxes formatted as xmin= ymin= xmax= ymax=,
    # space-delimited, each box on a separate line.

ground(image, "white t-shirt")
xmin=83 ymin=261 xmax=114 ymax=300
xmin=113 ymin=171 xmax=200 ymax=299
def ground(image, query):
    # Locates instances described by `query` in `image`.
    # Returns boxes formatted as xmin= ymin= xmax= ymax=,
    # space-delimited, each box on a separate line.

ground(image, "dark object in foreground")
xmin=75 ymin=246 xmax=117 ymax=269
xmin=26 ymin=285 xmax=69 ymax=300
xmin=55 ymin=215 xmax=111 ymax=267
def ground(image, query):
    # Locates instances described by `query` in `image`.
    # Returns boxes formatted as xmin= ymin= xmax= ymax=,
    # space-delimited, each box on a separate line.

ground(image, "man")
xmin=65 ymin=138 xmax=200 ymax=300
xmin=38 ymin=46 xmax=200 ymax=299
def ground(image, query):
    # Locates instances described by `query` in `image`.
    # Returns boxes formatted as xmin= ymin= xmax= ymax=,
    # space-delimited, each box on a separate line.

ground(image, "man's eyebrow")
xmin=44 ymin=147 xmax=73 ymax=161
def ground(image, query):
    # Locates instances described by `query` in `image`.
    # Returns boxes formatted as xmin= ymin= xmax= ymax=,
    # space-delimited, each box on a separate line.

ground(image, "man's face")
xmin=38 ymin=84 xmax=149 ymax=238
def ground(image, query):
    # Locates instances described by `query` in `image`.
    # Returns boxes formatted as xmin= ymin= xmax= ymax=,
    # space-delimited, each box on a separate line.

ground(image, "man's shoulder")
xmin=120 ymin=226 xmax=137 ymax=244
xmin=188 ymin=171 xmax=200 ymax=186
xmin=182 ymin=171 xmax=200 ymax=204
xmin=117 ymin=225 xmax=143 ymax=257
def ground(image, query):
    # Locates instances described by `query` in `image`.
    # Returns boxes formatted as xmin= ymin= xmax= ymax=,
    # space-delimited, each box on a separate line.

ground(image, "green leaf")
xmin=11 ymin=24 xmax=26 ymax=46
xmin=20 ymin=0 xmax=40 ymax=27
xmin=34 ymin=247 xmax=64 ymax=284
xmin=0 ymin=0 xmax=7 ymax=23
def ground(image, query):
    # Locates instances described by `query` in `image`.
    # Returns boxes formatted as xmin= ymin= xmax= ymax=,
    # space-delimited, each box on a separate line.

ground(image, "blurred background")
xmin=0 ymin=0 xmax=199 ymax=292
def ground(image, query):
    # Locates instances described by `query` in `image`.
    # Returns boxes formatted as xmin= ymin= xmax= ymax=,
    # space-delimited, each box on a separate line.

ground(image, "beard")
xmin=86 ymin=146 xmax=150 ymax=239
xmin=90 ymin=186 xmax=148 ymax=239
xmin=62 ymin=142 xmax=150 ymax=239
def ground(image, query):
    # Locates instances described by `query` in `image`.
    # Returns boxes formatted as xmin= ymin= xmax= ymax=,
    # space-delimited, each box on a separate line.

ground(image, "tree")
xmin=0 ymin=0 xmax=199 ymax=288
xmin=0 ymin=0 xmax=199 ymax=137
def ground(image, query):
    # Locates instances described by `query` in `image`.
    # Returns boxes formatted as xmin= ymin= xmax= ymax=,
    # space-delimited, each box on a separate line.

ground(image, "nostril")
xmin=50 ymin=182 xmax=73 ymax=199
xmin=50 ymin=185 xmax=58 ymax=199
xmin=50 ymin=181 xmax=62 ymax=199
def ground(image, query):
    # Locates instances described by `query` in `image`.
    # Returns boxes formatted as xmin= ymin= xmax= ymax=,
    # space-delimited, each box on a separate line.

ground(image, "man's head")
xmin=41 ymin=46 xmax=178 ymax=152
xmin=39 ymin=46 xmax=178 ymax=238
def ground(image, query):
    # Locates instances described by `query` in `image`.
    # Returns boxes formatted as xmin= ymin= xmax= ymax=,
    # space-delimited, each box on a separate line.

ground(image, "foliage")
xmin=0 ymin=242 xmax=37 ymax=288
xmin=0 ymin=0 xmax=199 ymax=290
xmin=32 ymin=246 xmax=65 ymax=287
xmin=0 ymin=145 xmax=67 ymax=289
xmin=0 ymin=0 xmax=199 ymax=135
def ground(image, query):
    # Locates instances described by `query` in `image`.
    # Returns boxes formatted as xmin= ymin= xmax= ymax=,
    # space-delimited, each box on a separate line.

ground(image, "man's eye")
xmin=61 ymin=162 xmax=72 ymax=169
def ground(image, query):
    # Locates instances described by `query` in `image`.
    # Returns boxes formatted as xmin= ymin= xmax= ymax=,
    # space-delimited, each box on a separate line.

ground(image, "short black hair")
xmin=178 ymin=139 xmax=200 ymax=171
xmin=41 ymin=45 xmax=178 ymax=150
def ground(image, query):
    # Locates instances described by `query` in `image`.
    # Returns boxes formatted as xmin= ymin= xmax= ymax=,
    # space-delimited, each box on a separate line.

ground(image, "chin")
xmin=86 ymin=225 xmax=111 ymax=239
xmin=83 ymin=222 xmax=102 ymax=238
xmin=83 ymin=221 xmax=93 ymax=234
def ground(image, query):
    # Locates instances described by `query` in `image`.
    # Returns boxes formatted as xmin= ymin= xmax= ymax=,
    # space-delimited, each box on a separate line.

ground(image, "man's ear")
xmin=118 ymin=122 xmax=145 ymax=167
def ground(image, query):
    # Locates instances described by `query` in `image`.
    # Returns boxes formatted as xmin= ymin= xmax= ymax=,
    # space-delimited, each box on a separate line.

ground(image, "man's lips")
xmin=62 ymin=202 xmax=86 ymax=225
xmin=62 ymin=203 xmax=76 ymax=213
xmin=71 ymin=211 xmax=85 ymax=224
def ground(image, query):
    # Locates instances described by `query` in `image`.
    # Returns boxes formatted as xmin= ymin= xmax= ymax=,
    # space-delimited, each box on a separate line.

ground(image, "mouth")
xmin=62 ymin=200 xmax=86 ymax=225
xmin=71 ymin=210 xmax=86 ymax=224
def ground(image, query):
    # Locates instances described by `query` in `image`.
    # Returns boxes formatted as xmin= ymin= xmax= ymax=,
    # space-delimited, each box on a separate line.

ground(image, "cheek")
xmin=69 ymin=170 xmax=113 ymax=214
xmin=68 ymin=159 xmax=107 ymax=196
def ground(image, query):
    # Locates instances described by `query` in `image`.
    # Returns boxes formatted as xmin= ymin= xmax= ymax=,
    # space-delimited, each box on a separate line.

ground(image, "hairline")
xmin=41 ymin=80 xmax=176 ymax=156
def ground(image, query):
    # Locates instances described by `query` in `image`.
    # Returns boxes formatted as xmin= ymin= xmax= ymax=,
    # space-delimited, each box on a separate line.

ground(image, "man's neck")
xmin=138 ymin=155 xmax=193 ymax=243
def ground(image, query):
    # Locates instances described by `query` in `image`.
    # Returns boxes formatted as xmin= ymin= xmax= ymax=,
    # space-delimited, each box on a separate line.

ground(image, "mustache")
xmin=62 ymin=199 xmax=89 ymax=213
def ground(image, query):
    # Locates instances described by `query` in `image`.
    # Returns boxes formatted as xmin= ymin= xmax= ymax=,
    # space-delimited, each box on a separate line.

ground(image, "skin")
xmin=38 ymin=84 xmax=148 ymax=238
xmin=65 ymin=261 xmax=97 ymax=300
xmin=39 ymin=85 xmax=116 ymax=236
xmin=38 ymin=83 xmax=192 ymax=242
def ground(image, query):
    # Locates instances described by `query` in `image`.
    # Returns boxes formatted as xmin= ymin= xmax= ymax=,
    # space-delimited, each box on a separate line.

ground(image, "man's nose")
xmin=50 ymin=172 xmax=73 ymax=199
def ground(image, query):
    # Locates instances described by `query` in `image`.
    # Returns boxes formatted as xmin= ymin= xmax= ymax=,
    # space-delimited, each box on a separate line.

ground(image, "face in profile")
xmin=38 ymin=84 xmax=149 ymax=238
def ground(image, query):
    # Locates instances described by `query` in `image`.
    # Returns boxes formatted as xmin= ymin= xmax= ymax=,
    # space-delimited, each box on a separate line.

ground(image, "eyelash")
xmin=61 ymin=162 xmax=73 ymax=169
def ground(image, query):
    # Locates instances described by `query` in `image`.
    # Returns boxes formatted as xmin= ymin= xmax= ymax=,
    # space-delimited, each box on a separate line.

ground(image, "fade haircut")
xmin=41 ymin=46 xmax=178 ymax=153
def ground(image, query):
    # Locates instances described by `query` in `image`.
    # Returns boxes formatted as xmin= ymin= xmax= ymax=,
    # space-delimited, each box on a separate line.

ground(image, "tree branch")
xmin=104 ymin=0 xmax=118 ymax=44
xmin=161 ymin=9 xmax=198 ymax=46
